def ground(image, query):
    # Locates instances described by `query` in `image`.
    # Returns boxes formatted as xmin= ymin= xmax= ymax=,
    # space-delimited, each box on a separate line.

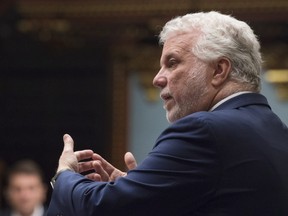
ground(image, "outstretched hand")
xmin=57 ymin=134 xmax=137 ymax=182
xmin=83 ymin=151 xmax=137 ymax=182
xmin=57 ymin=134 xmax=94 ymax=173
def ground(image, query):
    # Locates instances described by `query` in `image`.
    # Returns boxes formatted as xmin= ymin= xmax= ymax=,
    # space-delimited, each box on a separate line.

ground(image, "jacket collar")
xmin=213 ymin=93 xmax=271 ymax=111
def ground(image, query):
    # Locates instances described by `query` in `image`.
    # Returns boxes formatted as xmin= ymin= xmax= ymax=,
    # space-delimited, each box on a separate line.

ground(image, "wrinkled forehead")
xmin=160 ymin=33 xmax=199 ymax=58
xmin=162 ymin=31 xmax=201 ymax=49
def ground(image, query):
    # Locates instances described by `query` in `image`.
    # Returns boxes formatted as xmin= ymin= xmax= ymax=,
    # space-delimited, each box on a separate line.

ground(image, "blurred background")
xmin=0 ymin=0 xmax=287 ymax=208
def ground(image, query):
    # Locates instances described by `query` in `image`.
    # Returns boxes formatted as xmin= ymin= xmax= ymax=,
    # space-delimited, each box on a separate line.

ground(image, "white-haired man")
xmin=47 ymin=11 xmax=288 ymax=216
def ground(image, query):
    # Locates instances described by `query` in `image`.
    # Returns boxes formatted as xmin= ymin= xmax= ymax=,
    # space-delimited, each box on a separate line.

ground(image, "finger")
xmin=91 ymin=160 xmax=109 ymax=181
xmin=63 ymin=134 xmax=74 ymax=153
xmin=57 ymin=134 xmax=78 ymax=172
xmin=85 ymin=173 xmax=102 ymax=182
xmin=75 ymin=150 xmax=94 ymax=161
xmin=78 ymin=160 xmax=95 ymax=173
xmin=92 ymin=153 xmax=115 ymax=175
xmin=110 ymin=169 xmax=126 ymax=181
xmin=124 ymin=152 xmax=137 ymax=170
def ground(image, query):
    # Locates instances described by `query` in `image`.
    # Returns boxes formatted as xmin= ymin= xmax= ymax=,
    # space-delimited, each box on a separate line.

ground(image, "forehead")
xmin=161 ymin=33 xmax=198 ymax=60
xmin=9 ymin=173 xmax=42 ymax=185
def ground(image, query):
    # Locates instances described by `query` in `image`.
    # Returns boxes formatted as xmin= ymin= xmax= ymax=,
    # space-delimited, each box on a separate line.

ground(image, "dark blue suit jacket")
xmin=47 ymin=93 xmax=288 ymax=216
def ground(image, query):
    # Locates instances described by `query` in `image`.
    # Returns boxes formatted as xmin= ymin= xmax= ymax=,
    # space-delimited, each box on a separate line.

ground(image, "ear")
xmin=211 ymin=58 xmax=231 ymax=87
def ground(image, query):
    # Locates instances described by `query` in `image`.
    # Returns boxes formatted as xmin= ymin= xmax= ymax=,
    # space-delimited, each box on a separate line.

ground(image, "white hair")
xmin=159 ymin=11 xmax=262 ymax=92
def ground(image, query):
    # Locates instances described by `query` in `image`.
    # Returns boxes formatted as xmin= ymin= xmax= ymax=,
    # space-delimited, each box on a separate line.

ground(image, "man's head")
xmin=153 ymin=11 xmax=262 ymax=122
xmin=4 ymin=160 xmax=47 ymax=216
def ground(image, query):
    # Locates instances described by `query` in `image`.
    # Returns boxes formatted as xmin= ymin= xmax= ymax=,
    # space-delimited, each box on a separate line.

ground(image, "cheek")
xmin=179 ymin=76 xmax=203 ymax=102
xmin=168 ymin=70 xmax=188 ymax=91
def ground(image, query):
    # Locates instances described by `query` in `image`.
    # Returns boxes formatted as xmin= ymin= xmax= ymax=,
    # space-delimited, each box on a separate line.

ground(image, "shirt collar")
xmin=209 ymin=91 xmax=253 ymax=111
xmin=11 ymin=205 xmax=44 ymax=216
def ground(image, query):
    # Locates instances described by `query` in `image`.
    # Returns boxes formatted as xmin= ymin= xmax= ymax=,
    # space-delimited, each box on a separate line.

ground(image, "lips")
xmin=160 ymin=93 xmax=172 ymax=101
xmin=160 ymin=93 xmax=173 ymax=110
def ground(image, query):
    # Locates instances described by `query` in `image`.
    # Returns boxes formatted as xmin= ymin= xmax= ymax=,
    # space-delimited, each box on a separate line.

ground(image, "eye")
xmin=167 ymin=58 xmax=178 ymax=69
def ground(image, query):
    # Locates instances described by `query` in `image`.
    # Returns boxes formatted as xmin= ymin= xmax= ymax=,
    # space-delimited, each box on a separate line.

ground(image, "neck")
xmin=208 ymin=81 xmax=256 ymax=110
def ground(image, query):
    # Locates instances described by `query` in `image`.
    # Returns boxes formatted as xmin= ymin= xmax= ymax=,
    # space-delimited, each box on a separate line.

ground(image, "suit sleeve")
xmin=46 ymin=114 xmax=220 ymax=216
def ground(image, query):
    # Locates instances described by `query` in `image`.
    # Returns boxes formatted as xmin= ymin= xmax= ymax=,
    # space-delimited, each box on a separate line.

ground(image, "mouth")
xmin=160 ymin=93 xmax=174 ymax=110
xmin=160 ymin=93 xmax=172 ymax=101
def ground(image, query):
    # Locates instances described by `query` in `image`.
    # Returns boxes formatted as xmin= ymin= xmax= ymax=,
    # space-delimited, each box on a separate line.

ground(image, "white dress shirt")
xmin=11 ymin=205 xmax=45 ymax=216
xmin=209 ymin=91 xmax=253 ymax=111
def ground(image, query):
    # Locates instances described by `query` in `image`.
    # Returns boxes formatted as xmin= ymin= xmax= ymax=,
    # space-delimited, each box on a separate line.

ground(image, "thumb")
xmin=124 ymin=152 xmax=137 ymax=170
xmin=63 ymin=134 xmax=74 ymax=153
xmin=57 ymin=134 xmax=78 ymax=172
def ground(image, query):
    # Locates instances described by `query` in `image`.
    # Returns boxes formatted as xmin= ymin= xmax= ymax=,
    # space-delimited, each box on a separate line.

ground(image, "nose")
xmin=153 ymin=70 xmax=167 ymax=89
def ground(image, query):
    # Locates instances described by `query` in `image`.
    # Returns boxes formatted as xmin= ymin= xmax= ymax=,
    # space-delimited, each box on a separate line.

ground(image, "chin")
xmin=166 ymin=112 xmax=179 ymax=123
xmin=166 ymin=112 xmax=173 ymax=123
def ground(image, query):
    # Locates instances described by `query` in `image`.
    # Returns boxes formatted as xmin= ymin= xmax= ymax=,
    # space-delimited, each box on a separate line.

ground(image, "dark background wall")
xmin=0 ymin=19 xmax=112 ymax=206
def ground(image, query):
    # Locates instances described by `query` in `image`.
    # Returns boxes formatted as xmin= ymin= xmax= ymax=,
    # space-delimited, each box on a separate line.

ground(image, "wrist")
xmin=57 ymin=166 xmax=74 ymax=173
xmin=50 ymin=168 xmax=73 ymax=189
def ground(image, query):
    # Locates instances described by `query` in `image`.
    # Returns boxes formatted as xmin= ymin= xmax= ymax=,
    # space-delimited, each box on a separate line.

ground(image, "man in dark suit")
xmin=1 ymin=160 xmax=47 ymax=216
xmin=46 ymin=11 xmax=288 ymax=216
